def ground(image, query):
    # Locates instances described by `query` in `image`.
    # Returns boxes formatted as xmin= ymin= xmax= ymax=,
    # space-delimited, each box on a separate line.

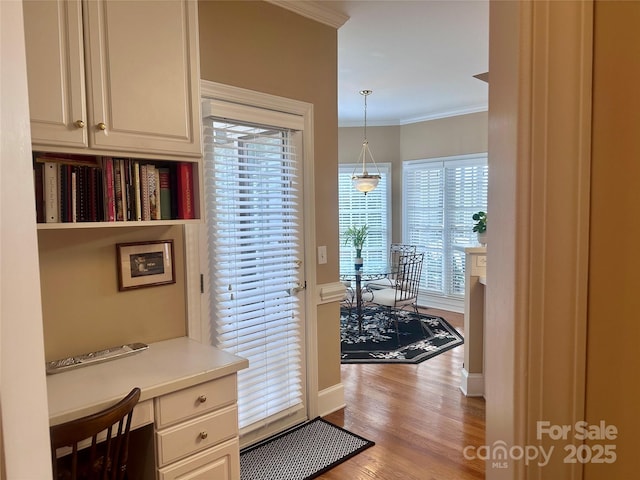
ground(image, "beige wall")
xmin=198 ymin=0 xmax=341 ymax=390
xmin=39 ymin=226 xmax=187 ymax=361
xmin=586 ymin=1 xmax=640 ymax=478
xmin=339 ymin=112 xmax=487 ymax=242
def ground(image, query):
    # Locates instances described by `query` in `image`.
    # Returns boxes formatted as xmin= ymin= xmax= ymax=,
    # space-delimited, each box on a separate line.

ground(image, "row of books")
xmin=34 ymin=155 xmax=195 ymax=223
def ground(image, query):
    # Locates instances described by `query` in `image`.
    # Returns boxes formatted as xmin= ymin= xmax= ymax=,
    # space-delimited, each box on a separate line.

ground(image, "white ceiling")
xmin=323 ymin=0 xmax=489 ymax=127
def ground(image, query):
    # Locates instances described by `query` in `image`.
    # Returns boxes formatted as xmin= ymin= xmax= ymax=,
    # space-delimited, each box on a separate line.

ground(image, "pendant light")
xmin=351 ymin=89 xmax=381 ymax=194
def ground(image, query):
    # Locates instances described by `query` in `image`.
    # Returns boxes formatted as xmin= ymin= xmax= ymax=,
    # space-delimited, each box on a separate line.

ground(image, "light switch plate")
xmin=317 ymin=246 xmax=327 ymax=264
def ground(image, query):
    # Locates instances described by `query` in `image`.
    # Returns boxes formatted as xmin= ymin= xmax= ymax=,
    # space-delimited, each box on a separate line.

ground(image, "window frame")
xmin=338 ymin=162 xmax=392 ymax=273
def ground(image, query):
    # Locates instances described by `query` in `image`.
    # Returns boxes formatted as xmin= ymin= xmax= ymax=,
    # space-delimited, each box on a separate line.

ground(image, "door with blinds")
xmin=201 ymin=96 xmax=307 ymax=446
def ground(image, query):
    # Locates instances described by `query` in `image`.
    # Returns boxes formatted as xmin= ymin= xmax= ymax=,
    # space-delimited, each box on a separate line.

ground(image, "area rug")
xmin=341 ymin=304 xmax=464 ymax=364
xmin=240 ymin=417 xmax=374 ymax=480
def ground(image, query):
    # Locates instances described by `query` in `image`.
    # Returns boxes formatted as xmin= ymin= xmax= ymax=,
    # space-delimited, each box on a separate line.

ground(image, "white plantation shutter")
xmin=404 ymin=154 xmax=488 ymax=298
xmin=338 ymin=163 xmax=391 ymax=273
xmin=202 ymin=112 xmax=306 ymax=436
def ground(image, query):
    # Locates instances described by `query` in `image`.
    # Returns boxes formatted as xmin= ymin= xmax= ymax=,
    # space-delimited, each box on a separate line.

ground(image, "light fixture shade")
xmin=352 ymin=174 xmax=380 ymax=193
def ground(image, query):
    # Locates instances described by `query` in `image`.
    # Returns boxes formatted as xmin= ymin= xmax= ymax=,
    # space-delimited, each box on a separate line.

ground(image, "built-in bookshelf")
xmin=34 ymin=152 xmax=199 ymax=229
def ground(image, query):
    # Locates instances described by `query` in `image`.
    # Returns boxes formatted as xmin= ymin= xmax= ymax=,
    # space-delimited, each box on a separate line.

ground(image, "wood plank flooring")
xmin=320 ymin=308 xmax=486 ymax=480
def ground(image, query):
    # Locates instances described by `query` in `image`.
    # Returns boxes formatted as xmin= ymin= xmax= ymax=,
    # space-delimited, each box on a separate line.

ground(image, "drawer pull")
xmin=199 ymin=431 xmax=208 ymax=440
xmin=198 ymin=394 xmax=207 ymax=403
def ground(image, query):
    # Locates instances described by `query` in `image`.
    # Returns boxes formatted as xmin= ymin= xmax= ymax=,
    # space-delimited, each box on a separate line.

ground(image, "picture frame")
xmin=116 ymin=240 xmax=175 ymax=291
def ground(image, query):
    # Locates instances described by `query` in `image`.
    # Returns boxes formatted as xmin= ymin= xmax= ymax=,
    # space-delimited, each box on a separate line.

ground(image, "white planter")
xmin=477 ymin=231 xmax=487 ymax=246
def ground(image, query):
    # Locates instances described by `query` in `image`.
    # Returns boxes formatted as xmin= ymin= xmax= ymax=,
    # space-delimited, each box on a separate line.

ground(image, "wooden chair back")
xmin=50 ymin=387 xmax=141 ymax=480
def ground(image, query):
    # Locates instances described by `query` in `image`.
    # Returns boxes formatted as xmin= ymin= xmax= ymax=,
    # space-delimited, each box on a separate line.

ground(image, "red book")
xmin=102 ymin=157 xmax=116 ymax=222
xmin=176 ymin=162 xmax=194 ymax=219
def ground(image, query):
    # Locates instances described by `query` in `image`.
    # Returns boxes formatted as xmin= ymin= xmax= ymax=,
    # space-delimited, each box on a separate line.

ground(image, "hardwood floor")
xmin=320 ymin=308 xmax=486 ymax=480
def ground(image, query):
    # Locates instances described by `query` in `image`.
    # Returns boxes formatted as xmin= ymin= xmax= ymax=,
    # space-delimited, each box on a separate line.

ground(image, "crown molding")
xmin=267 ymin=1 xmax=349 ymax=29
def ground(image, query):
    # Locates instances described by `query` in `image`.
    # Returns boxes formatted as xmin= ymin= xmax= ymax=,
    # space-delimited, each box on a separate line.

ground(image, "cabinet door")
xmin=83 ymin=0 xmax=201 ymax=157
xmin=157 ymin=439 xmax=240 ymax=480
xmin=23 ymin=0 xmax=88 ymax=148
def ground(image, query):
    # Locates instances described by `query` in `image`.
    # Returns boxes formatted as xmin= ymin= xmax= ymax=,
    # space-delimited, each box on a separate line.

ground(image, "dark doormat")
xmin=240 ymin=417 xmax=374 ymax=480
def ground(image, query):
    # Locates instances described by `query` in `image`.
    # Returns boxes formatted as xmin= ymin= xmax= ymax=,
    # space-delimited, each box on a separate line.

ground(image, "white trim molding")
xmin=317 ymin=281 xmax=346 ymax=305
xmin=460 ymin=369 xmax=484 ymax=398
xmin=267 ymin=1 xmax=349 ymax=29
xmin=317 ymin=383 xmax=346 ymax=417
xmin=485 ymin=1 xmax=592 ymax=479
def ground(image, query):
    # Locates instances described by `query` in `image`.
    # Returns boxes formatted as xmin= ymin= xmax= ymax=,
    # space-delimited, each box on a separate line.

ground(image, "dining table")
xmin=340 ymin=269 xmax=390 ymax=333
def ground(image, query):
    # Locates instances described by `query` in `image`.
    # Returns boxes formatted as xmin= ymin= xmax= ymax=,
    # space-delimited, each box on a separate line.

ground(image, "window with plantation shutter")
xmin=404 ymin=154 xmax=488 ymax=300
xmin=201 ymin=98 xmax=307 ymax=443
xmin=338 ymin=163 xmax=391 ymax=273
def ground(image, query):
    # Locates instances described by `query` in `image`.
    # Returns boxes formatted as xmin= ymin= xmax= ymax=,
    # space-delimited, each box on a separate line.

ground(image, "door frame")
xmin=184 ymin=80 xmax=320 ymax=423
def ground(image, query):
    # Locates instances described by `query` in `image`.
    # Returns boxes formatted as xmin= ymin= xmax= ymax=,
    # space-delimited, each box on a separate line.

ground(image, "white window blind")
xmin=202 ymin=117 xmax=305 ymax=434
xmin=404 ymin=154 xmax=488 ymax=298
xmin=338 ymin=163 xmax=391 ymax=273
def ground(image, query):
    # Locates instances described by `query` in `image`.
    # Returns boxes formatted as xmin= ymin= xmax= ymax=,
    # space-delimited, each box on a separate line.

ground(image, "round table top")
xmin=339 ymin=270 xmax=389 ymax=281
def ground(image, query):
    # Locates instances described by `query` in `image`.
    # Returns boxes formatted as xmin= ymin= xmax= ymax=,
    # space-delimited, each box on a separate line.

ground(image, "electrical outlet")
xmin=317 ymin=246 xmax=327 ymax=264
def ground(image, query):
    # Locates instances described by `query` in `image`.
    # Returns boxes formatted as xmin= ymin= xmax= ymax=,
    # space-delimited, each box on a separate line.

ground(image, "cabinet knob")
xmin=97 ymin=122 xmax=106 ymax=131
xmin=198 ymin=394 xmax=207 ymax=403
xmin=75 ymin=120 xmax=85 ymax=128
xmin=199 ymin=431 xmax=208 ymax=440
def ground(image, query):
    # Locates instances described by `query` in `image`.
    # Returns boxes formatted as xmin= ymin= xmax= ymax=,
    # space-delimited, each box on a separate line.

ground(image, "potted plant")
xmin=472 ymin=211 xmax=487 ymax=245
xmin=343 ymin=225 xmax=369 ymax=269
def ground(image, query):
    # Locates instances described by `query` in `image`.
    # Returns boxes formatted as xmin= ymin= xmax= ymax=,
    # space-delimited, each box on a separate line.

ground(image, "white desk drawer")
xmin=158 ymin=438 xmax=240 ymax=480
xmin=155 ymin=375 xmax=237 ymax=428
xmin=156 ymin=404 xmax=238 ymax=467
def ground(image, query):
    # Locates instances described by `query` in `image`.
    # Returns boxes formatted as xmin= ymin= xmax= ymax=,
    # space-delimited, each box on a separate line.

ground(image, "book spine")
xmin=103 ymin=157 xmax=116 ymax=222
xmin=125 ymin=159 xmax=133 ymax=221
xmin=140 ymin=164 xmax=150 ymax=221
xmin=158 ymin=167 xmax=171 ymax=220
xmin=176 ymin=162 xmax=194 ymax=219
xmin=114 ymin=160 xmax=124 ymax=221
xmin=119 ymin=159 xmax=128 ymax=222
xmin=44 ymin=162 xmax=59 ymax=223
xmin=76 ymin=166 xmax=87 ymax=222
xmin=148 ymin=165 xmax=158 ymax=220
xmin=59 ymin=164 xmax=68 ymax=222
xmin=71 ymin=169 xmax=77 ymax=223
xmin=134 ymin=161 xmax=142 ymax=221
xmin=153 ymin=166 xmax=161 ymax=220
xmin=34 ymin=162 xmax=45 ymax=223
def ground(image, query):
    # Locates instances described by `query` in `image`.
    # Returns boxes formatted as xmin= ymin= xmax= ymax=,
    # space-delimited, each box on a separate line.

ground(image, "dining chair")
xmin=366 ymin=243 xmax=418 ymax=290
xmin=50 ymin=387 xmax=141 ymax=480
xmin=368 ymin=252 xmax=424 ymax=343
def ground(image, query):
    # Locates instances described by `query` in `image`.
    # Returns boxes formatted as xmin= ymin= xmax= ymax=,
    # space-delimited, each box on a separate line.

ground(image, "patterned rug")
xmin=240 ymin=417 xmax=374 ymax=480
xmin=341 ymin=304 xmax=464 ymax=363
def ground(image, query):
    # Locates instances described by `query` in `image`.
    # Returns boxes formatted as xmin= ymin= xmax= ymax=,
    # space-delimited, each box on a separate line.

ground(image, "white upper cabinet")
xmin=24 ymin=0 xmax=201 ymax=159
xmin=24 ymin=0 xmax=88 ymax=148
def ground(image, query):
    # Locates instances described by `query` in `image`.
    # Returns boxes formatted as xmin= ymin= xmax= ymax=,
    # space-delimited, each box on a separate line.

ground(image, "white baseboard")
xmin=418 ymin=292 xmax=464 ymax=313
xmin=460 ymin=368 xmax=485 ymax=397
xmin=317 ymin=383 xmax=345 ymax=416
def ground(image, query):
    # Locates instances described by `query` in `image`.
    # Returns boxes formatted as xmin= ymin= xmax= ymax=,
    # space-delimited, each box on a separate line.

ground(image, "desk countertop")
xmin=47 ymin=336 xmax=248 ymax=425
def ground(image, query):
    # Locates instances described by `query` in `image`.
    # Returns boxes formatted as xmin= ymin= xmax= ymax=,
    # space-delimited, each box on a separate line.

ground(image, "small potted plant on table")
xmin=343 ymin=225 xmax=369 ymax=270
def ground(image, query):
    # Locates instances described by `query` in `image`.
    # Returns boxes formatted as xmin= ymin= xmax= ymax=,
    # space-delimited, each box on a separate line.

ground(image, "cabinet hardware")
xmin=198 ymin=394 xmax=207 ymax=403
xmin=199 ymin=431 xmax=208 ymax=440
xmin=97 ymin=122 xmax=106 ymax=130
xmin=75 ymin=120 xmax=85 ymax=128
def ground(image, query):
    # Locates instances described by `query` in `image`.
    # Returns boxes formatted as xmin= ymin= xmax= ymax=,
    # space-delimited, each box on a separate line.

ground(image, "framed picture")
xmin=116 ymin=240 xmax=175 ymax=291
